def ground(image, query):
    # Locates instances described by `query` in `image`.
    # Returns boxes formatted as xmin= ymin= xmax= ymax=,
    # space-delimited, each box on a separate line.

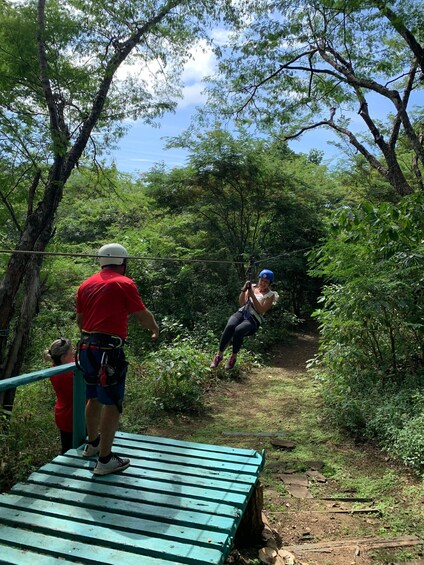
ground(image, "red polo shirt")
xmin=76 ymin=269 xmax=145 ymax=339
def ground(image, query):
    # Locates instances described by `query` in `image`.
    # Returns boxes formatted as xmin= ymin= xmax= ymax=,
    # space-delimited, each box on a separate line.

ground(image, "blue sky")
xmin=107 ymin=38 xmax=423 ymax=176
xmin=108 ymin=106 xmax=346 ymax=175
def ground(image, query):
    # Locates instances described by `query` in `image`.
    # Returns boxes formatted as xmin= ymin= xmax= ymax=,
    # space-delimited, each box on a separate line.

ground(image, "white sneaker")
xmin=93 ymin=454 xmax=130 ymax=476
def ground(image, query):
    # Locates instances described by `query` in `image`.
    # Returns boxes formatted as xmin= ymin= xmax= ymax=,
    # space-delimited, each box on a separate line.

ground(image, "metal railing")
xmin=0 ymin=363 xmax=86 ymax=448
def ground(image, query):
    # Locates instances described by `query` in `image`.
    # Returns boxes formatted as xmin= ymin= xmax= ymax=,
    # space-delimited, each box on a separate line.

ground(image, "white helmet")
xmin=98 ymin=243 xmax=129 ymax=266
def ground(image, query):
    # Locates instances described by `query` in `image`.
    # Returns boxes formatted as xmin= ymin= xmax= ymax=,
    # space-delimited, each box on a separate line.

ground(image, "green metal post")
xmin=72 ymin=368 xmax=86 ymax=448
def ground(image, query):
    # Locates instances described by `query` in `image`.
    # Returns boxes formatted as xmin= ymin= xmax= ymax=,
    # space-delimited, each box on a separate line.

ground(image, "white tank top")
xmin=239 ymin=286 xmax=278 ymax=323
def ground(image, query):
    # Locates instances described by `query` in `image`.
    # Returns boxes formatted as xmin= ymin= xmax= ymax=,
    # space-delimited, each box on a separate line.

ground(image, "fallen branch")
xmin=282 ymin=535 xmax=422 ymax=553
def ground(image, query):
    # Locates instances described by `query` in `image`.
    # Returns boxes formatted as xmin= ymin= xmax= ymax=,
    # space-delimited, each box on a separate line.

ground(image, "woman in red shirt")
xmin=44 ymin=338 xmax=74 ymax=454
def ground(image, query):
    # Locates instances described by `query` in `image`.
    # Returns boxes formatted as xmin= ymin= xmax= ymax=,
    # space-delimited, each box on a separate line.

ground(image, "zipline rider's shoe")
xmin=210 ymin=354 xmax=223 ymax=369
xmin=93 ymin=454 xmax=130 ymax=476
xmin=225 ymin=355 xmax=237 ymax=370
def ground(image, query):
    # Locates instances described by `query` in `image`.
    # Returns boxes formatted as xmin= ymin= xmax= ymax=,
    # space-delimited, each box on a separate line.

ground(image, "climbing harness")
xmin=75 ymin=332 xmax=128 ymax=413
xmin=241 ymin=256 xmax=261 ymax=328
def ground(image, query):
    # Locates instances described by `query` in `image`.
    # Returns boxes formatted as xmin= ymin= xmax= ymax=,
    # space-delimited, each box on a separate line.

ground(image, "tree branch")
xmin=65 ymin=0 xmax=185 ymax=176
xmin=0 ymin=190 xmax=22 ymax=234
xmin=37 ymin=0 xmax=67 ymax=157
xmin=374 ymin=0 xmax=424 ymax=75
xmin=284 ymin=111 xmax=389 ymax=179
xmin=389 ymin=62 xmax=417 ymax=150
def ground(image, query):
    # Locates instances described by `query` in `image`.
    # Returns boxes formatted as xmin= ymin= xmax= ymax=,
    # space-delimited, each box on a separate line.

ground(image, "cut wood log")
xmin=320 ymin=497 xmax=374 ymax=502
xmin=280 ymin=508 xmax=381 ymax=514
xmin=283 ymin=534 xmax=422 ymax=553
xmin=329 ymin=508 xmax=381 ymax=515
xmin=393 ymin=561 xmax=424 ymax=565
xmin=223 ymin=432 xmax=286 ymax=437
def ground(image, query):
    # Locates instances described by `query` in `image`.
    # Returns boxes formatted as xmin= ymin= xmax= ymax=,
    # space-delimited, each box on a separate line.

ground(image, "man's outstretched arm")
xmin=133 ymin=309 xmax=159 ymax=340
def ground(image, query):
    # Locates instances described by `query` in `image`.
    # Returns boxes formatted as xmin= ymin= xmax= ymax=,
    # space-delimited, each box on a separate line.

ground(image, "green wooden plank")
xmin=68 ymin=445 xmax=261 ymax=477
xmin=0 ymin=544 xmax=76 ymax=565
xmin=11 ymin=483 xmax=237 ymax=534
xmin=0 ymin=524 xmax=182 ymax=565
xmin=114 ymin=436 xmax=262 ymax=466
xmin=117 ymin=448 xmax=261 ymax=480
xmin=0 ymin=506 xmax=225 ymax=564
xmin=115 ymin=431 xmax=257 ymax=457
xmin=66 ymin=449 xmax=257 ymax=485
xmin=24 ymin=472 xmax=241 ymax=517
xmin=35 ymin=462 xmax=249 ymax=507
xmin=53 ymin=454 xmax=253 ymax=494
xmin=0 ymin=495 xmax=230 ymax=549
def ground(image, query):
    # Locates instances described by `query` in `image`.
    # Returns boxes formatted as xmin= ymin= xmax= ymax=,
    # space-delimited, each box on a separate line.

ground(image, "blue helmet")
xmin=258 ymin=269 xmax=274 ymax=283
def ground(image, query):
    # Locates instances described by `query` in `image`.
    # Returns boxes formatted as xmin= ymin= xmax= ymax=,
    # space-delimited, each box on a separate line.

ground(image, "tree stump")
xmin=234 ymin=481 xmax=264 ymax=548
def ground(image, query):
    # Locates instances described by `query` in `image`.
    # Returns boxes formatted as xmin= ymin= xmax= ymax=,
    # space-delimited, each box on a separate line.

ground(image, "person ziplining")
xmin=210 ymin=269 xmax=279 ymax=370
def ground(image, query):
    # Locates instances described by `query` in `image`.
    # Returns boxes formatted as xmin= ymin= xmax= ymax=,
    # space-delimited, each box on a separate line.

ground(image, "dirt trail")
xmin=146 ymin=332 xmax=424 ymax=565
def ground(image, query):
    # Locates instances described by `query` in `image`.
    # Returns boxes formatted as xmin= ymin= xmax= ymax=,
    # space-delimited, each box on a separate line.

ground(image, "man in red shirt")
xmin=76 ymin=243 xmax=159 ymax=476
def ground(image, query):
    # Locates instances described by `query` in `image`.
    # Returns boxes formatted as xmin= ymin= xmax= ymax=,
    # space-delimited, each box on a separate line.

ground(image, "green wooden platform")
xmin=0 ymin=431 xmax=264 ymax=564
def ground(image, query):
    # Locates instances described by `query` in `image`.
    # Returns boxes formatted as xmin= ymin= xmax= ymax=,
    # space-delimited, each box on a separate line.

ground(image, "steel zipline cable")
xmin=254 ymin=247 xmax=315 ymax=264
xmin=0 ymin=246 xmax=314 ymax=267
xmin=0 ymin=248 xmax=241 ymax=265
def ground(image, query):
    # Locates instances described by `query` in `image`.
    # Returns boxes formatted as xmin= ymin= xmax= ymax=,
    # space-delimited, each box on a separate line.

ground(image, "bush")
xmin=393 ymin=413 xmax=424 ymax=471
xmin=311 ymin=194 xmax=424 ymax=472
xmin=125 ymin=341 xmax=212 ymax=421
xmin=0 ymin=380 xmax=60 ymax=492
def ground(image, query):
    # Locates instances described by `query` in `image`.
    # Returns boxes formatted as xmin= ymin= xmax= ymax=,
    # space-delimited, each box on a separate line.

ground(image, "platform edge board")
xmin=32 ymin=464 xmax=251 ymax=507
xmin=51 ymin=455 xmax=255 ymax=492
xmin=0 ymin=496 xmax=231 ymax=549
xmin=24 ymin=473 xmax=241 ymax=517
xmin=0 ymin=507 xmax=227 ymax=565
xmin=11 ymin=484 xmax=237 ymax=533
xmin=0 ymin=525 xmax=194 ymax=565
xmin=115 ymin=431 xmax=258 ymax=457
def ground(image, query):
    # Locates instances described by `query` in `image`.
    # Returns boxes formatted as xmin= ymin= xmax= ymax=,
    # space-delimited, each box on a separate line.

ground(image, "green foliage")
xmin=148 ymin=129 xmax=330 ymax=315
xmin=122 ymin=341 xmax=212 ymax=426
xmin=311 ymin=193 xmax=424 ymax=471
xmin=0 ymin=381 xmax=60 ymax=491
xmin=204 ymin=0 xmax=423 ymax=195
xmin=393 ymin=412 xmax=424 ymax=470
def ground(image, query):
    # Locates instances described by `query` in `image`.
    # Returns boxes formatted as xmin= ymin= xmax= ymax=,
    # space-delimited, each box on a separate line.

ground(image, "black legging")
xmin=219 ymin=311 xmax=259 ymax=354
xmin=60 ymin=430 xmax=73 ymax=454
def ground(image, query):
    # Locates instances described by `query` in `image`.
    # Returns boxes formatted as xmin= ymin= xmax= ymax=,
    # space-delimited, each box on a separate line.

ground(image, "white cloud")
xmin=115 ymin=28 xmax=230 ymax=110
xmin=178 ymin=82 xmax=207 ymax=108
xmin=181 ymin=40 xmax=217 ymax=84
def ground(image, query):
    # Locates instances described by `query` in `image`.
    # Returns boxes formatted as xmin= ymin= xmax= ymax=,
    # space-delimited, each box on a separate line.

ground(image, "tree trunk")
xmin=0 ymin=256 xmax=42 ymax=413
xmin=0 ymin=196 xmax=59 ymax=376
xmin=234 ymin=481 xmax=264 ymax=548
xmin=0 ymin=0 xmax=187 ymax=414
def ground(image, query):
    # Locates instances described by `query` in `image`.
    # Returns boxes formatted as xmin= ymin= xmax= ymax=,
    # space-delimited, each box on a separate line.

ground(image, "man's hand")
xmin=134 ymin=309 xmax=160 ymax=340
